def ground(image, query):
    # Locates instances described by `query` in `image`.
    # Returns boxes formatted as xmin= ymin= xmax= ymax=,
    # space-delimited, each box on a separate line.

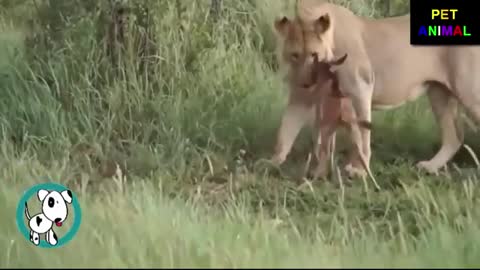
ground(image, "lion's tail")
xmin=24 ymin=202 xmax=31 ymax=220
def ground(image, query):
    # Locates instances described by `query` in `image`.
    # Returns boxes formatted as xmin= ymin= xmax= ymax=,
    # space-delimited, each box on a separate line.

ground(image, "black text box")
xmin=410 ymin=0 xmax=479 ymax=45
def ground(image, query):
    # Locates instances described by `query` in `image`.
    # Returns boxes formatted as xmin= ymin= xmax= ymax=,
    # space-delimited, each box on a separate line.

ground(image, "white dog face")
xmin=37 ymin=189 xmax=72 ymax=226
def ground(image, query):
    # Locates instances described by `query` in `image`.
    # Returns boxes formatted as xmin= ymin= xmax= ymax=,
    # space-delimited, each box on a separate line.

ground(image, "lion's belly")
xmin=371 ymin=82 xmax=428 ymax=111
xmin=363 ymin=37 xmax=447 ymax=111
xmin=369 ymin=54 xmax=444 ymax=111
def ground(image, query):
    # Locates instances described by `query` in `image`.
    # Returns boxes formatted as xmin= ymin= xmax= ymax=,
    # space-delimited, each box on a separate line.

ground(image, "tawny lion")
xmin=274 ymin=0 xmax=480 ymax=177
xmin=271 ymin=16 xmax=379 ymax=187
xmin=271 ymin=16 xmax=370 ymax=179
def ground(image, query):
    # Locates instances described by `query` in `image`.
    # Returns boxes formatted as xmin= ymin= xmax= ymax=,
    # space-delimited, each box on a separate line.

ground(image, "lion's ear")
xmin=315 ymin=13 xmax=331 ymax=34
xmin=274 ymin=16 xmax=291 ymax=36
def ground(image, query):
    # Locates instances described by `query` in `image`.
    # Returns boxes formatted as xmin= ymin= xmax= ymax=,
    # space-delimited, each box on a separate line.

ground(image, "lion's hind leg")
xmin=417 ymin=86 xmax=463 ymax=175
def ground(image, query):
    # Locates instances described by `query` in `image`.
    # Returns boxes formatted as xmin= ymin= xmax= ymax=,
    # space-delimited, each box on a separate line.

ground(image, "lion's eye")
xmin=290 ymin=53 xmax=300 ymax=61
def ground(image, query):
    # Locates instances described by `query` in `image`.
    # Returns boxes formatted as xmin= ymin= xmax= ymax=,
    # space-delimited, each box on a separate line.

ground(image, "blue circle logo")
xmin=15 ymin=182 xmax=82 ymax=248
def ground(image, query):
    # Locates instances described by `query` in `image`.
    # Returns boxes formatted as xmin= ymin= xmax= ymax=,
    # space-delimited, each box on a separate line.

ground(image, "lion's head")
xmin=274 ymin=3 xmax=336 ymax=89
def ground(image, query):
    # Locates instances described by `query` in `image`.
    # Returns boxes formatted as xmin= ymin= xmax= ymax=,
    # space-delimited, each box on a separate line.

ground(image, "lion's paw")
xmin=269 ymin=155 xmax=285 ymax=167
xmin=416 ymin=160 xmax=440 ymax=175
xmin=309 ymin=164 xmax=329 ymax=181
xmin=344 ymin=163 xmax=367 ymax=179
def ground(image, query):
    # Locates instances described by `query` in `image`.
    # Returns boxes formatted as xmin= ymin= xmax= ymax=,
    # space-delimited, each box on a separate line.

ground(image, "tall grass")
xmin=1 ymin=0 xmax=479 ymax=267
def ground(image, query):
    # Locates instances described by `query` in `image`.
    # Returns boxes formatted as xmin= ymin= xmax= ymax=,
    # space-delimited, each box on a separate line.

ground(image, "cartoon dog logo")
xmin=24 ymin=189 xmax=72 ymax=246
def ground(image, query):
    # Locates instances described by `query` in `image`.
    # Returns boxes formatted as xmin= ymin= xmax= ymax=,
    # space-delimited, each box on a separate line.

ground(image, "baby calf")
xmin=309 ymin=54 xmax=379 ymax=189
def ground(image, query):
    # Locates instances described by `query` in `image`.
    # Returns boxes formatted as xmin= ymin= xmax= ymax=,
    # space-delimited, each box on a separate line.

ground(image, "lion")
xmin=276 ymin=0 xmax=480 ymax=176
xmin=271 ymin=16 xmax=379 ymax=187
xmin=271 ymin=15 xmax=370 ymax=179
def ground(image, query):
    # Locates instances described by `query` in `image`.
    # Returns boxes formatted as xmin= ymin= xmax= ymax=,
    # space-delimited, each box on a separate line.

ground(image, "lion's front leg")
xmin=343 ymin=108 xmax=368 ymax=178
xmin=337 ymin=68 xmax=374 ymax=178
xmin=270 ymin=102 xmax=312 ymax=166
xmin=346 ymin=98 xmax=372 ymax=178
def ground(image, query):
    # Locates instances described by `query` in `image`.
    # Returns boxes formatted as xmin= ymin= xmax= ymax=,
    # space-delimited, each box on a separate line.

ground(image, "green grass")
xmin=1 ymin=1 xmax=480 ymax=267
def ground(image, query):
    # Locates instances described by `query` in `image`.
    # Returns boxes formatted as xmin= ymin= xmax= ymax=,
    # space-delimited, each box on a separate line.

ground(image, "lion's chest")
xmin=289 ymin=87 xmax=320 ymax=107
